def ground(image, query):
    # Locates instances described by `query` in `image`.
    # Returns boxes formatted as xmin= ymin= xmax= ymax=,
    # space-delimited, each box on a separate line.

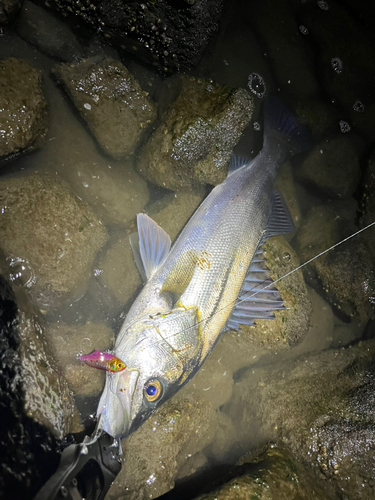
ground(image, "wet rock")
xmin=297 ymin=136 xmax=360 ymax=199
xmin=295 ymin=202 xmax=375 ymax=321
xmin=0 ymin=275 xmax=62 ymax=499
xmin=53 ymin=57 xmax=157 ymax=159
xmin=47 ymin=321 xmax=114 ymax=397
xmin=107 ymin=395 xmax=218 ymax=500
xmin=0 ymin=0 xmax=21 ymax=24
xmin=0 ymin=58 xmax=48 ymax=163
xmin=150 ymin=188 xmax=206 ymax=241
xmin=206 ymin=411 xmax=239 ymax=462
xmin=97 ymin=233 xmax=142 ymax=305
xmin=244 ymin=0 xmax=320 ymax=99
xmin=176 ymin=452 xmax=208 ymax=481
xmin=137 ymin=76 xmax=254 ymax=190
xmin=16 ymin=1 xmax=83 ymax=62
xmin=228 ymin=338 xmax=375 ymax=500
xmin=237 ymin=235 xmax=312 ymax=350
xmin=295 ymin=99 xmax=340 ymax=140
xmin=0 ymin=173 xmax=108 ymax=311
xmin=49 ymin=0 xmax=224 ymax=73
xmin=57 ymin=159 xmax=149 ymax=227
xmin=197 ymin=447 xmax=332 ymax=500
xmin=359 ymin=148 xmax=375 ymax=261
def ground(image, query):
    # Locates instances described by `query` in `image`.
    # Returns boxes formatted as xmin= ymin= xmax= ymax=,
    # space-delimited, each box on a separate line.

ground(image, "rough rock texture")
xmin=16 ymin=1 xmax=84 ymax=62
xmin=137 ymin=76 xmax=254 ymax=190
xmin=0 ymin=0 xmax=21 ymax=24
xmin=296 ymin=202 xmax=375 ymax=321
xmin=0 ymin=58 xmax=48 ymax=162
xmin=197 ymin=447 xmax=332 ymax=500
xmin=46 ymin=0 xmax=224 ymax=73
xmin=227 ymin=339 xmax=375 ymax=500
xmin=238 ymin=235 xmax=312 ymax=350
xmin=47 ymin=321 xmax=114 ymax=396
xmin=107 ymin=395 xmax=218 ymax=500
xmin=0 ymin=276 xmax=62 ymax=500
xmin=297 ymin=136 xmax=360 ymax=199
xmin=0 ymin=173 xmax=108 ymax=311
xmin=53 ymin=57 xmax=157 ymax=159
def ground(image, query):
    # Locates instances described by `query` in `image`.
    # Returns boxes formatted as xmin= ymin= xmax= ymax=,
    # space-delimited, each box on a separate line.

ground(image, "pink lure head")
xmin=78 ymin=350 xmax=126 ymax=373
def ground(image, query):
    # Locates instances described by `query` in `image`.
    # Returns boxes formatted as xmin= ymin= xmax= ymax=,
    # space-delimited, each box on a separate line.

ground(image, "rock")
xmin=276 ymin=163 xmax=302 ymax=233
xmin=295 ymin=99 xmax=340 ymax=140
xmin=150 ymin=189 xmax=206 ymax=241
xmin=53 ymin=57 xmax=157 ymax=159
xmin=48 ymin=0 xmax=224 ymax=73
xmin=137 ymin=76 xmax=254 ymax=190
xmin=297 ymin=136 xmax=360 ymax=199
xmin=97 ymin=233 xmax=142 ymax=305
xmin=228 ymin=338 xmax=375 ymax=500
xmin=237 ymin=235 xmax=312 ymax=350
xmin=0 ymin=0 xmax=21 ymax=24
xmin=206 ymin=411 xmax=239 ymax=462
xmin=56 ymin=159 xmax=150 ymax=227
xmin=295 ymin=202 xmax=375 ymax=321
xmin=107 ymin=395 xmax=218 ymax=500
xmin=47 ymin=321 xmax=114 ymax=396
xmin=244 ymin=0 xmax=320 ymax=99
xmin=359 ymin=148 xmax=375 ymax=261
xmin=0 ymin=173 xmax=108 ymax=311
xmin=197 ymin=447 xmax=332 ymax=500
xmin=175 ymin=452 xmax=208 ymax=481
xmin=16 ymin=1 xmax=83 ymax=62
xmin=0 ymin=58 xmax=48 ymax=163
xmin=0 ymin=275 xmax=62 ymax=499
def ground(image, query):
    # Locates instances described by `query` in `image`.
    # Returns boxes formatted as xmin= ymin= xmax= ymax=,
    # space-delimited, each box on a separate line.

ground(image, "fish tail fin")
xmin=262 ymin=96 xmax=313 ymax=165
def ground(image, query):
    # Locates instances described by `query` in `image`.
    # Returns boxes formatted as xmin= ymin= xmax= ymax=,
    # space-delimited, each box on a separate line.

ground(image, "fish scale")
xmin=95 ymin=97 xmax=312 ymax=438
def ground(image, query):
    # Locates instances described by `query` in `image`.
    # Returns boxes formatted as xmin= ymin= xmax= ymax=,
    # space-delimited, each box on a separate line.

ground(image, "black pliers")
xmin=34 ymin=424 xmax=122 ymax=500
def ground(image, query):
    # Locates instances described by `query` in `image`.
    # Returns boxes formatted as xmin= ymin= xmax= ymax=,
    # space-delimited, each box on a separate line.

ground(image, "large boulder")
xmin=137 ymin=76 xmax=254 ymax=190
xmin=53 ymin=57 xmax=157 ymax=159
xmin=0 ymin=173 xmax=108 ymax=311
xmin=0 ymin=58 xmax=48 ymax=163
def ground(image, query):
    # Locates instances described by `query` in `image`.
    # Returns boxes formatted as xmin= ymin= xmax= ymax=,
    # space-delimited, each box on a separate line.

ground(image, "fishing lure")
xmin=78 ymin=350 xmax=126 ymax=373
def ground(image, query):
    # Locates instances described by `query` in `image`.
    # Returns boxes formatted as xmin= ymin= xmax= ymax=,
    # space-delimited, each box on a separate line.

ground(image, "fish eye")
xmin=144 ymin=378 xmax=163 ymax=402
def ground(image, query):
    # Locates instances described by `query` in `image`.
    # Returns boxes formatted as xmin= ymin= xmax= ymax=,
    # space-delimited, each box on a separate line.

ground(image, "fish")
xmin=95 ymin=97 xmax=312 ymax=439
xmin=78 ymin=350 xmax=126 ymax=372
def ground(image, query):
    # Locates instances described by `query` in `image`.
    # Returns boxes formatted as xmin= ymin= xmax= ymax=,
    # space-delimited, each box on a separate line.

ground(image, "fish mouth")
xmin=101 ymin=368 xmax=139 ymax=439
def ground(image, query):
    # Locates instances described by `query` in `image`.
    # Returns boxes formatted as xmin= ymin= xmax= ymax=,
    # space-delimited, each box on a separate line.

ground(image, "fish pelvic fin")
xmin=262 ymin=96 xmax=313 ymax=165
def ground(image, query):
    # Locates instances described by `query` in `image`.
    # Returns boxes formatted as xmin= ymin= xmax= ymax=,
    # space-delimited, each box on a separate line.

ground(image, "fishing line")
xmin=157 ymin=220 xmax=375 ymax=338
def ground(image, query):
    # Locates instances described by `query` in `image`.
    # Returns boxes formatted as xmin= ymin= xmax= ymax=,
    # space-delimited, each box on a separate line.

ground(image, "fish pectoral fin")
xmin=261 ymin=191 xmax=295 ymax=242
xmin=226 ymin=246 xmax=285 ymax=330
xmin=132 ymin=214 xmax=172 ymax=280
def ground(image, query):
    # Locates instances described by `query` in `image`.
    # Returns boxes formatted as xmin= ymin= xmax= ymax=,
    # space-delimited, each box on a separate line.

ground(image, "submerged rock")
xmin=237 ymin=235 xmax=312 ymax=350
xmin=107 ymin=394 xmax=218 ymax=500
xmin=228 ymin=339 xmax=375 ymax=500
xmin=0 ymin=0 xmax=21 ymax=24
xmin=16 ymin=1 xmax=83 ymax=62
xmin=297 ymin=136 xmax=360 ymax=199
xmin=196 ymin=447 xmax=332 ymax=500
xmin=0 ymin=173 xmax=108 ymax=311
xmin=47 ymin=321 xmax=114 ymax=397
xmin=53 ymin=57 xmax=157 ymax=159
xmin=137 ymin=76 xmax=254 ymax=190
xmin=0 ymin=58 xmax=48 ymax=163
xmin=295 ymin=202 xmax=375 ymax=321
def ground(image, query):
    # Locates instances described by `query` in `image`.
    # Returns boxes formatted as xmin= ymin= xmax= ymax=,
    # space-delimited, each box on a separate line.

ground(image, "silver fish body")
xmin=97 ymin=98 xmax=311 ymax=438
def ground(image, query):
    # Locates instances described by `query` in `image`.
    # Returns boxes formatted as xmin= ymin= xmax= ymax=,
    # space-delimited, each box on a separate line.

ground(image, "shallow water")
xmin=1 ymin=0 xmax=375 ymax=498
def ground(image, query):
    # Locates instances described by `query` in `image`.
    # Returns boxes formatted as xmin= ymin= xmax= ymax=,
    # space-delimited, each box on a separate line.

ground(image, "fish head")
xmin=97 ymin=306 xmax=201 ymax=438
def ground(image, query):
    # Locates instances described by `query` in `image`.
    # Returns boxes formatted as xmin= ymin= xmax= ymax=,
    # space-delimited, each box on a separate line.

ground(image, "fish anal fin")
xmin=226 ymin=245 xmax=285 ymax=331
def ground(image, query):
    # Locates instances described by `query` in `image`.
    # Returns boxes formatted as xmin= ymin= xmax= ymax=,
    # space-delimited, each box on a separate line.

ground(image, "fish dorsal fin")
xmin=135 ymin=214 xmax=171 ymax=280
xmin=226 ymin=245 xmax=285 ymax=330
xmin=262 ymin=191 xmax=295 ymax=243
xmin=227 ymin=155 xmax=250 ymax=176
